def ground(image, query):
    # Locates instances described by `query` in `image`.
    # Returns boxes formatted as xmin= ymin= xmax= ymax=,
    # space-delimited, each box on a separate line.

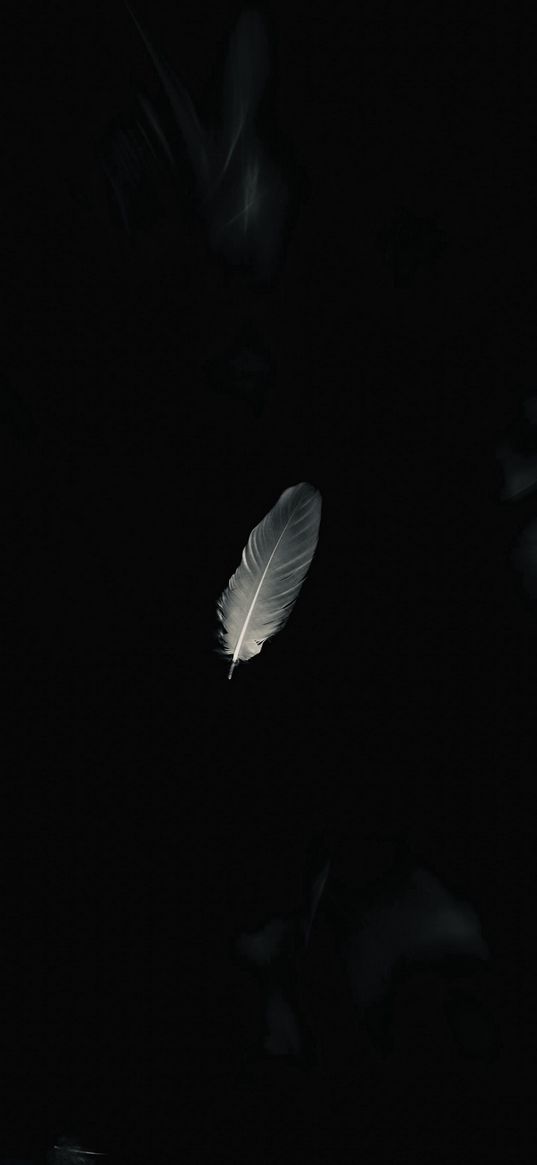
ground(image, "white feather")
xmin=217 ymin=482 xmax=322 ymax=679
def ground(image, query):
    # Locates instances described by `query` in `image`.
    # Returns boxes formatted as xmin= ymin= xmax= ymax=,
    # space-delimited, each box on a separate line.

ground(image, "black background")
xmin=2 ymin=0 xmax=533 ymax=1160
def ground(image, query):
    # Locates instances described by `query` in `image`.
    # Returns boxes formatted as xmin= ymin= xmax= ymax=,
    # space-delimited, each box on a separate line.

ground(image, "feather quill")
xmin=47 ymin=1134 xmax=106 ymax=1164
xmin=217 ymin=482 xmax=322 ymax=679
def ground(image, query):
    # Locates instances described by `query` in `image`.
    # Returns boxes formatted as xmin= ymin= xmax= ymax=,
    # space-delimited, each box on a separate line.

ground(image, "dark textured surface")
xmin=2 ymin=0 xmax=530 ymax=1160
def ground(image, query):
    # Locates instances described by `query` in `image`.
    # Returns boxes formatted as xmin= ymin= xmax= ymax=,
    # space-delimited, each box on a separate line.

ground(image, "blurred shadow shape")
xmin=377 ymin=206 xmax=446 ymax=289
xmin=523 ymin=395 xmax=537 ymax=424
xmin=105 ymin=3 xmax=292 ymax=281
xmin=203 ymin=321 xmax=274 ymax=417
xmin=443 ymin=985 xmax=503 ymax=1061
xmin=233 ymin=837 xmax=330 ymax=1068
xmin=1 ymin=377 xmax=40 ymax=441
xmin=325 ymin=855 xmax=490 ymax=1057
xmin=497 ymin=444 xmax=537 ymax=501
xmin=99 ymin=91 xmax=177 ymax=243
xmin=512 ymin=518 xmax=537 ymax=598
